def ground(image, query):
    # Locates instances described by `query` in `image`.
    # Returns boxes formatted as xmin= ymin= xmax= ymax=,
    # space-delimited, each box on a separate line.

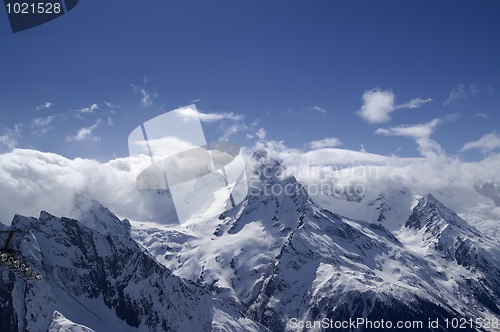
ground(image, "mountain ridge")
xmin=1 ymin=153 xmax=499 ymax=331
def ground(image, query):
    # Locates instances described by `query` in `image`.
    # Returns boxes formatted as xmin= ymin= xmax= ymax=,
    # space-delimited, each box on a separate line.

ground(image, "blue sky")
xmin=1 ymin=0 xmax=499 ymax=161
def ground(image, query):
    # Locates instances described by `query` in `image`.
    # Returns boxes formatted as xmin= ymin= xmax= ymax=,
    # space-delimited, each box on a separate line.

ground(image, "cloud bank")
xmin=255 ymin=139 xmax=500 ymax=238
xmin=1 ymin=144 xmax=499 ymax=238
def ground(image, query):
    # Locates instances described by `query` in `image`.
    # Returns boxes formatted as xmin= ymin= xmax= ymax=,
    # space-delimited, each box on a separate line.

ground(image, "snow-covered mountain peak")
xmin=39 ymin=210 xmax=55 ymax=221
xmin=71 ymin=193 xmax=131 ymax=236
xmin=405 ymin=193 xmax=471 ymax=231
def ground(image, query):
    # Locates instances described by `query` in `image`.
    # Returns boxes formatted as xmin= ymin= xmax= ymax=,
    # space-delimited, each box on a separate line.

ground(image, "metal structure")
xmin=0 ymin=230 xmax=42 ymax=282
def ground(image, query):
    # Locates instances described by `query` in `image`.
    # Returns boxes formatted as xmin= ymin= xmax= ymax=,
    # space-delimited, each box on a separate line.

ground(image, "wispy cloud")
xmin=396 ymin=97 xmax=433 ymax=109
xmin=77 ymin=103 xmax=99 ymax=114
xmin=219 ymin=123 xmax=247 ymax=141
xmin=444 ymin=84 xmax=472 ymax=105
xmin=35 ymin=101 xmax=54 ymax=111
xmin=132 ymin=84 xmax=158 ymax=107
xmin=174 ymin=107 xmax=243 ymax=122
xmin=310 ymin=106 xmax=327 ymax=114
xmin=31 ymin=115 xmax=56 ymax=136
xmin=461 ymin=132 xmax=500 ymax=153
xmin=443 ymin=84 xmax=492 ymax=105
xmin=309 ymin=137 xmax=343 ymax=149
xmin=375 ymin=118 xmax=442 ymax=139
xmin=104 ymin=101 xmax=120 ymax=109
xmin=66 ymin=120 xmax=101 ymax=143
xmin=0 ymin=124 xmax=22 ymax=151
xmin=474 ymin=113 xmax=490 ymax=119
xmin=31 ymin=115 xmax=56 ymax=128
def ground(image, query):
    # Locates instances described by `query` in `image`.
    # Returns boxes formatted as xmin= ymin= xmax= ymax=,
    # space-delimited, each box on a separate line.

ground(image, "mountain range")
xmin=1 ymin=152 xmax=499 ymax=331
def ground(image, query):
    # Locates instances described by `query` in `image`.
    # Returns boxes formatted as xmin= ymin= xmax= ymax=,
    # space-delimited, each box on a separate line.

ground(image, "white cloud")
xmin=0 ymin=124 xmax=22 ymax=151
xmin=357 ymin=89 xmax=396 ymax=123
xmin=0 ymin=149 xmax=156 ymax=224
xmin=77 ymin=103 xmax=99 ymax=114
xmin=310 ymin=106 xmax=327 ymax=114
xmin=174 ymin=107 xmax=243 ymax=122
xmin=309 ymin=137 xmax=343 ymax=149
xmin=66 ymin=120 xmax=101 ymax=142
xmin=36 ymin=101 xmax=54 ymax=111
xmin=396 ymin=98 xmax=433 ymax=109
xmin=1 ymin=143 xmax=500 ymax=238
xmin=461 ymin=132 xmax=500 ymax=153
xmin=132 ymin=84 xmax=158 ymax=107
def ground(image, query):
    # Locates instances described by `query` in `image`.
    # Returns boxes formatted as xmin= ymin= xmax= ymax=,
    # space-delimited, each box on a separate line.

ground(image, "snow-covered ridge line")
xmin=0 ymin=204 xmax=268 ymax=332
